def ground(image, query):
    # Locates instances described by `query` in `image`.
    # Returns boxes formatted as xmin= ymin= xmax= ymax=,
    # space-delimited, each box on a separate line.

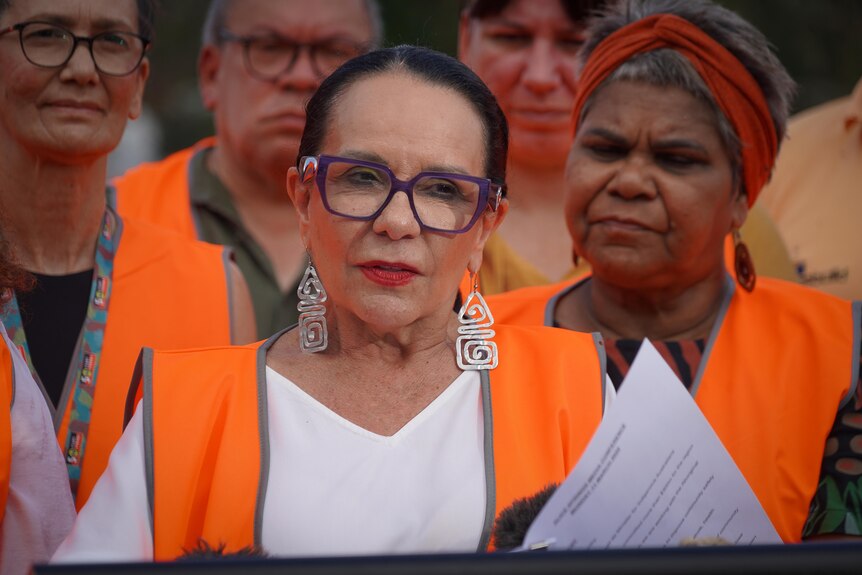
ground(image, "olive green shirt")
xmin=189 ymin=148 xmax=303 ymax=339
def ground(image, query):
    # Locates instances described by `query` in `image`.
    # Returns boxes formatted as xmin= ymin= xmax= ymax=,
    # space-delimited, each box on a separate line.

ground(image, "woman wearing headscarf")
xmin=458 ymin=0 xmax=796 ymax=295
xmin=0 ymin=225 xmax=75 ymax=575
xmin=53 ymin=45 xmax=609 ymax=561
xmin=489 ymin=0 xmax=861 ymax=542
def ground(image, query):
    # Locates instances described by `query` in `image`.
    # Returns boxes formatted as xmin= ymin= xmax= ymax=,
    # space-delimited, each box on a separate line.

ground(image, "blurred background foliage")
xmin=138 ymin=0 xmax=862 ymax=159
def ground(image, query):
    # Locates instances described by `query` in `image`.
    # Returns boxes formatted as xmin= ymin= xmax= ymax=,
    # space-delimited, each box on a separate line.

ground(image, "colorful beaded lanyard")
xmin=0 ymin=208 xmax=120 ymax=500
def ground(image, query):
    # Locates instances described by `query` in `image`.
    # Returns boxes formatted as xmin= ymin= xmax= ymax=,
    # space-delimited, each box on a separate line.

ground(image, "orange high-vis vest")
xmin=487 ymin=276 xmax=861 ymax=542
xmin=112 ymin=138 xmax=216 ymax=240
xmin=126 ymin=324 xmax=607 ymax=560
xmin=56 ymin=215 xmax=235 ymax=510
xmin=0 ymin=338 xmax=12 ymax=524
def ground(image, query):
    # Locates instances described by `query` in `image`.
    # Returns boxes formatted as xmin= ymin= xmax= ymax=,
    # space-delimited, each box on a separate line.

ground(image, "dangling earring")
xmin=456 ymin=272 xmax=498 ymax=370
xmin=297 ymin=256 xmax=328 ymax=353
xmin=733 ymin=229 xmax=756 ymax=292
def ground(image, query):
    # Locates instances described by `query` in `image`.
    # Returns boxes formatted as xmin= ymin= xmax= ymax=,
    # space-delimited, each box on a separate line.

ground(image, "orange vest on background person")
xmin=125 ymin=324 xmax=607 ymax=560
xmin=55 ymin=215 xmax=235 ymax=510
xmin=112 ymin=138 xmax=216 ymax=239
xmin=0 ymin=340 xmax=12 ymax=524
xmin=487 ymin=276 xmax=861 ymax=543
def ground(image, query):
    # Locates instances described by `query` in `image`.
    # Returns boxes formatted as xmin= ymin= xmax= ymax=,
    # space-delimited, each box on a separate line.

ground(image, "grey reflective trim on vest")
xmin=253 ymin=327 xmax=290 ymax=547
xmin=141 ymin=347 xmax=156 ymax=541
xmin=477 ymin=369 xmax=496 ymax=551
xmin=222 ymin=248 xmax=236 ymax=344
xmin=543 ymin=280 xmax=583 ymax=327
xmin=186 ymin=147 xmax=207 ymax=239
xmin=690 ymin=275 xmax=735 ymax=398
xmin=840 ymin=301 xmax=862 ymax=410
xmin=592 ymin=332 xmax=608 ymax=414
xmin=8 ymin=348 xmax=15 ymax=410
xmin=53 ymin=333 xmax=83 ymax=430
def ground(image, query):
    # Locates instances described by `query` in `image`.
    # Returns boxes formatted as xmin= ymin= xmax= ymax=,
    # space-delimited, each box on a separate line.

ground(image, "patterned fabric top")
xmin=605 ymin=337 xmax=862 ymax=539
xmin=805 ymin=348 xmax=862 ymax=537
xmin=605 ymin=338 xmax=706 ymax=391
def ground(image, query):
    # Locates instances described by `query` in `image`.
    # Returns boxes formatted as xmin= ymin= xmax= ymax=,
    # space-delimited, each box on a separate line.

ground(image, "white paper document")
xmin=521 ymin=340 xmax=780 ymax=550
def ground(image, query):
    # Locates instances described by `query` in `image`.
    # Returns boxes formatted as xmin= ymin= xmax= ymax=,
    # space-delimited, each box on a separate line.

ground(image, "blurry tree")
xmin=719 ymin=0 xmax=862 ymax=111
xmin=137 ymin=0 xmax=861 ymax=159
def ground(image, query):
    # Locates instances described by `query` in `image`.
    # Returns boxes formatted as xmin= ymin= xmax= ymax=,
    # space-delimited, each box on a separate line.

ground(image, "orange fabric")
xmin=488 ymin=325 xmax=604 ymax=523
xmin=488 ymin=277 xmax=856 ymax=542
xmin=458 ymin=270 xmax=472 ymax=302
xmin=695 ymin=279 xmax=853 ymax=542
xmin=0 ymin=341 xmax=12 ymax=524
xmin=145 ymin=344 xmax=261 ymax=560
xmin=137 ymin=324 xmax=605 ymax=559
xmin=487 ymin=280 xmax=576 ymax=326
xmin=56 ymin=216 xmax=234 ymax=510
xmin=112 ymin=138 xmax=216 ymax=239
xmin=571 ymin=14 xmax=777 ymax=206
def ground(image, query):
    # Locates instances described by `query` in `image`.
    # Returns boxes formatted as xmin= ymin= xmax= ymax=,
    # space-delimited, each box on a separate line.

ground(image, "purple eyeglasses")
xmin=300 ymin=155 xmax=504 ymax=234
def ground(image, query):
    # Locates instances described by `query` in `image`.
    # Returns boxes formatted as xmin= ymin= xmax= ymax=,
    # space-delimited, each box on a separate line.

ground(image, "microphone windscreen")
xmin=492 ymin=483 xmax=559 ymax=551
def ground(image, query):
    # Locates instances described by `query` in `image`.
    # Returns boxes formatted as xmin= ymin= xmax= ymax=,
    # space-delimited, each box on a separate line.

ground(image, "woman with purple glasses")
xmin=53 ymin=45 xmax=610 ymax=561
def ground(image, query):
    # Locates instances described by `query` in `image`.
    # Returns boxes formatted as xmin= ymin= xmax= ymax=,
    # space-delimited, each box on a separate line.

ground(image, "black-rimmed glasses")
xmin=300 ymin=155 xmax=504 ymax=234
xmin=218 ymin=30 xmax=365 ymax=80
xmin=0 ymin=21 xmax=149 ymax=77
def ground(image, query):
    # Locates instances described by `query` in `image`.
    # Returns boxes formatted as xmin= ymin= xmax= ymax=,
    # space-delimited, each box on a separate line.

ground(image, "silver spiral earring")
xmin=297 ymin=257 xmax=328 ymax=353
xmin=456 ymin=272 xmax=498 ymax=370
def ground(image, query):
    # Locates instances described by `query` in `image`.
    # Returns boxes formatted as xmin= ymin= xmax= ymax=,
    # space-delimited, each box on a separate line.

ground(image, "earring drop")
xmin=733 ymin=229 xmax=756 ymax=292
xmin=456 ymin=272 xmax=498 ymax=370
xmin=297 ymin=258 xmax=328 ymax=353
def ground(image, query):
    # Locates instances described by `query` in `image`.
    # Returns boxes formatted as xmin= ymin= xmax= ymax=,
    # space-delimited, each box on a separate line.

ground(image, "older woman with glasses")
xmin=490 ymin=0 xmax=862 ymax=543
xmin=53 ymin=45 xmax=609 ymax=562
xmin=0 ymin=0 xmax=255 ymax=514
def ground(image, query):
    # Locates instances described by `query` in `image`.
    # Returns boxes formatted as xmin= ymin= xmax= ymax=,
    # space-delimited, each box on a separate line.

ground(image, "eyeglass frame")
xmin=217 ymin=29 xmax=366 ymax=81
xmin=299 ymin=155 xmax=505 ymax=234
xmin=0 ymin=21 xmax=150 ymax=77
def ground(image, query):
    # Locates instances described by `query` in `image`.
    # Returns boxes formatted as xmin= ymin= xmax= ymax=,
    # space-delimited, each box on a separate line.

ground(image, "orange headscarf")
xmin=571 ymin=14 xmax=777 ymax=207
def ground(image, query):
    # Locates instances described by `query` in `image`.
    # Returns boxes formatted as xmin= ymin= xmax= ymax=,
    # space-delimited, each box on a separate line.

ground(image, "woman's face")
xmin=0 ymin=0 xmax=149 ymax=164
xmin=565 ymin=80 xmax=746 ymax=290
xmin=459 ymin=0 xmax=583 ymax=169
xmin=287 ymin=72 xmax=504 ymax=330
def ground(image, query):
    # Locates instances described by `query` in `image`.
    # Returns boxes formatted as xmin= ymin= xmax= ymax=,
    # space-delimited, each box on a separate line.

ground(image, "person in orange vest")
xmin=457 ymin=0 xmax=796 ymax=295
xmin=53 ymin=45 xmax=611 ymax=562
xmin=112 ymin=0 xmax=383 ymax=339
xmin=487 ymin=0 xmax=862 ymax=543
xmin=0 ymin=0 xmax=256 ymax=512
xmin=0 ymin=228 xmax=76 ymax=575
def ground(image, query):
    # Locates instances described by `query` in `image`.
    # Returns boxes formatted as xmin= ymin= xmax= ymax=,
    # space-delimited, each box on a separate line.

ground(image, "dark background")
xmin=135 ymin=0 xmax=862 ymax=159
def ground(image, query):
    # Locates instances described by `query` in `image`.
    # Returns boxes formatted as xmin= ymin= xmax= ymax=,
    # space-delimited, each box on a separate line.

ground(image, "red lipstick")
xmin=359 ymin=261 xmax=419 ymax=287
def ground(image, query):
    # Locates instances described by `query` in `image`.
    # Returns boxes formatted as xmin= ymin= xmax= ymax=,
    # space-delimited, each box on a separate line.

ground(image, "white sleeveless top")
xmin=263 ymin=367 xmax=486 ymax=555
